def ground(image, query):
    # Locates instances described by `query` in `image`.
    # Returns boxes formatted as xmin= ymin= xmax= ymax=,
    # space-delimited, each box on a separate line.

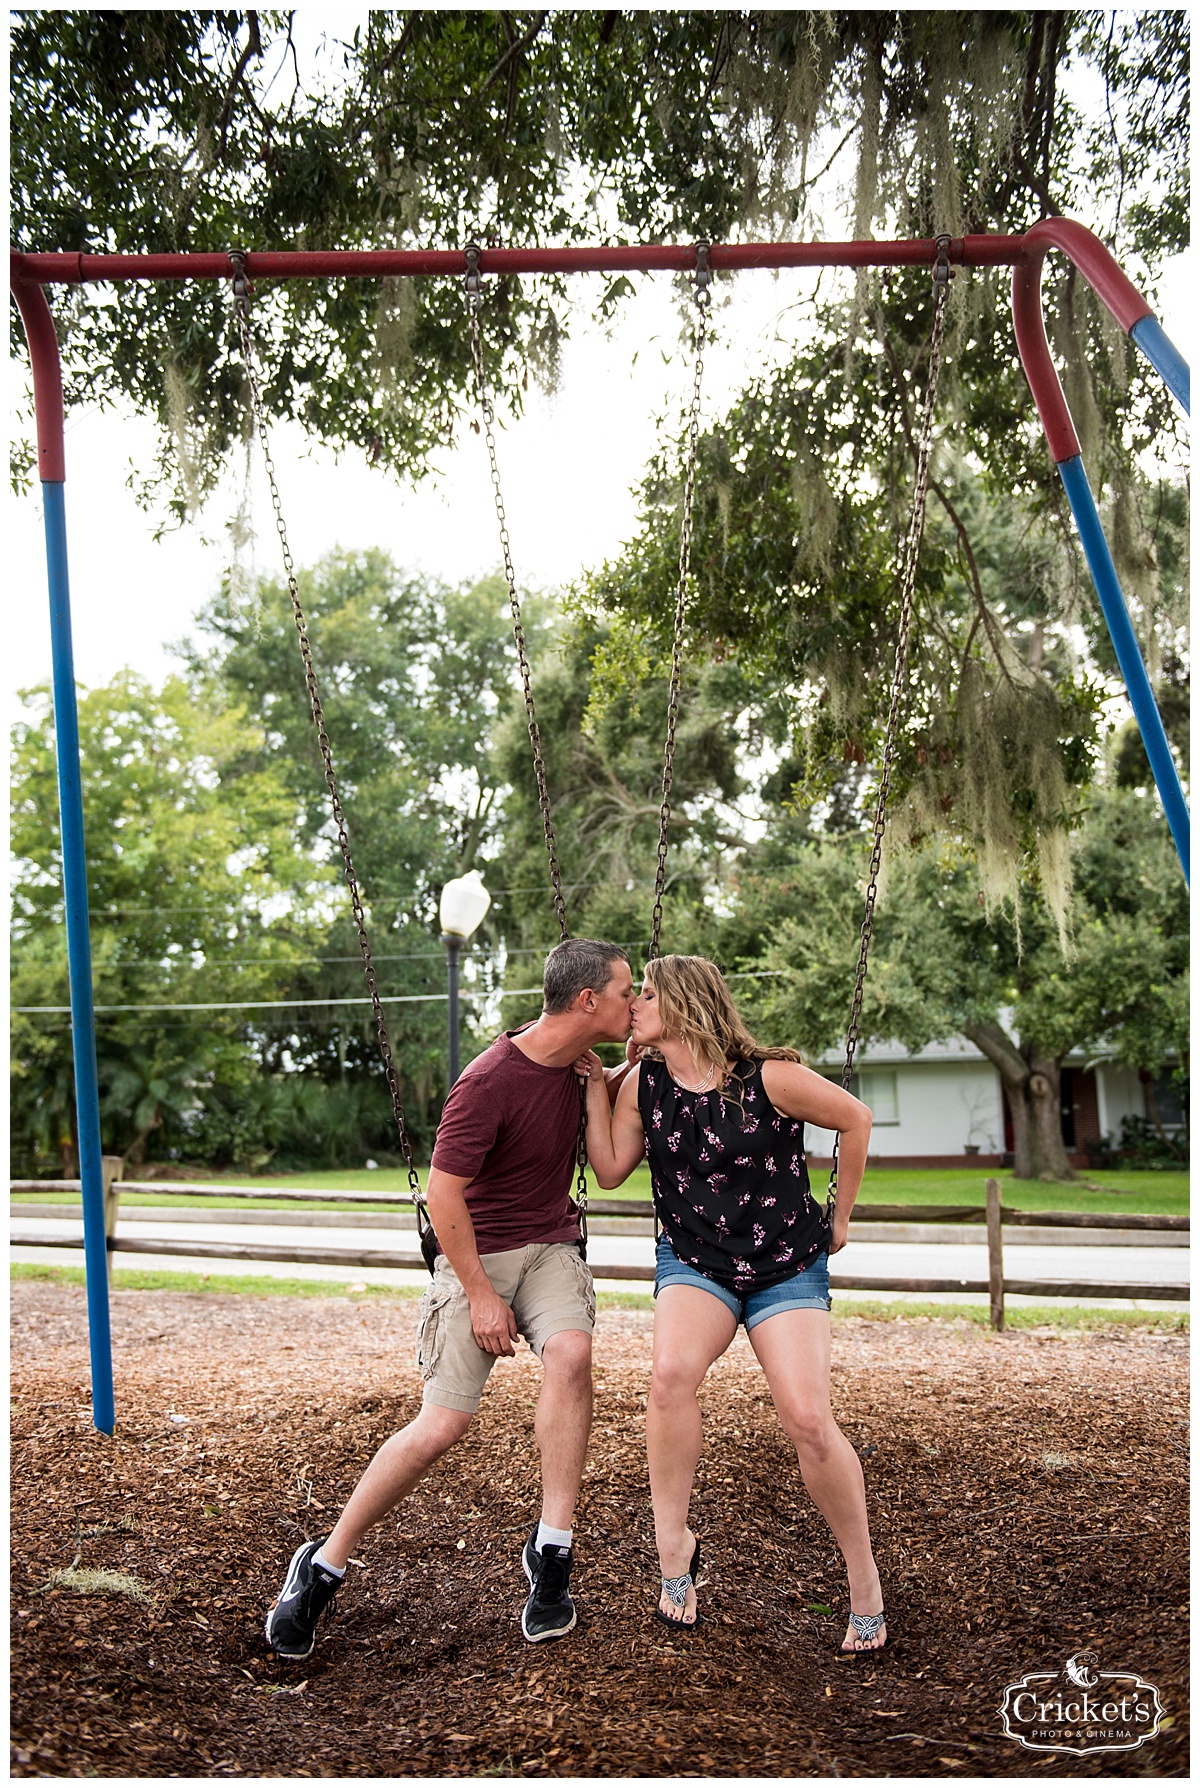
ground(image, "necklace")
xmin=673 ymin=1060 xmax=715 ymax=1095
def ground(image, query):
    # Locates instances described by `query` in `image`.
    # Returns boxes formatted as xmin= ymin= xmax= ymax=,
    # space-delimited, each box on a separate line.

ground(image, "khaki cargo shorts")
xmin=415 ymin=1240 xmax=596 ymax=1414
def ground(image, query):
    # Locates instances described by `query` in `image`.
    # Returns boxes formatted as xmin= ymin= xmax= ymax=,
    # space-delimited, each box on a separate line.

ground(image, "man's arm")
xmin=425 ymin=1166 xmax=520 ymax=1355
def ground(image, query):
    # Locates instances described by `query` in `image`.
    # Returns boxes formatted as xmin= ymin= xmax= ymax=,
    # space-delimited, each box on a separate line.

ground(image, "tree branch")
xmin=216 ymin=12 xmax=264 ymax=160
xmin=926 ymin=475 xmax=1023 ymax=690
xmin=1102 ymin=13 xmax=1128 ymax=240
xmin=283 ymin=14 xmax=303 ymax=127
xmin=1038 ymin=12 xmax=1064 ymax=201
xmin=377 ymin=11 xmax=420 ymax=79
xmin=962 ymin=1018 xmax=1029 ymax=1087
xmin=480 ymin=11 xmax=547 ymax=95
xmin=873 ymin=316 xmax=1021 ymax=691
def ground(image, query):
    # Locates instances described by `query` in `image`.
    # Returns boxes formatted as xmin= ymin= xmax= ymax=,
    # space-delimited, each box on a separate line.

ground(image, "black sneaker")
xmin=521 ymin=1530 xmax=577 ymax=1642
xmin=265 ymin=1540 xmax=341 ymax=1659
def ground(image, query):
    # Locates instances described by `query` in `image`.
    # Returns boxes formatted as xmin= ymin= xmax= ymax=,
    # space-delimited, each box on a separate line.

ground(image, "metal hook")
xmin=694 ymin=239 xmax=712 ymax=302
xmin=464 ymin=242 xmax=483 ymax=299
xmin=229 ymin=248 xmax=253 ymax=302
xmin=933 ymin=233 xmax=954 ymax=286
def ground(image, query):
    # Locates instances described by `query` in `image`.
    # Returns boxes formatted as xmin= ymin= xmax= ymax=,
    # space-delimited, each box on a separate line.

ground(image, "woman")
xmin=580 ymin=954 xmax=886 ymax=1653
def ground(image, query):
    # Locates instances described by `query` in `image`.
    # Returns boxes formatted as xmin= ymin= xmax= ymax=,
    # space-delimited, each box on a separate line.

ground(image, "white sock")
xmin=312 ymin=1547 xmax=346 ymax=1578
xmin=536 ymin=1522 xmax=572 ymax=1554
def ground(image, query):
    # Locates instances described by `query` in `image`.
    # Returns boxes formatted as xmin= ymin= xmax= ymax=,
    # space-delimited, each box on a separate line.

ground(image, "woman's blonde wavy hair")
xmin=641 ymin=955 xmax=801 ymax=1093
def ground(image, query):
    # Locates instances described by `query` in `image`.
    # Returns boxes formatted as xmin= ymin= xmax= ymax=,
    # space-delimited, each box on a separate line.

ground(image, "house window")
xmin=851 ymin=1069 xmax=899 ymax=1125
xmin=1146 ymin=1070 xmax=1187 ymax=1130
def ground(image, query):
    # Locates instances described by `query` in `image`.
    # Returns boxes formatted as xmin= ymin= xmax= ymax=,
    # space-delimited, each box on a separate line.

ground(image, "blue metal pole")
xmin=1129 ymin=315 xmax=1190 ymax=415
xmin=1057 ymin=454 xmax=1190 ymax=884
xmin=43 ymin=480 xmax=115 ymax=1434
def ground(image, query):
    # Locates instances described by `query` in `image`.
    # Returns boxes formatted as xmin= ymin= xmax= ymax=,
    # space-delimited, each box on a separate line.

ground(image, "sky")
xmin=10 ymin=268 xmax=823 ymax=701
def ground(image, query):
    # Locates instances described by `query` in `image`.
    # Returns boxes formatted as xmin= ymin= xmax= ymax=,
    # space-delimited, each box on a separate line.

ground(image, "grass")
xmin=11 ymin=1163 xmax=1190 ymax=1216
xmin=10 ymin=1261 xmax=424 ymax=1300
xmin=10 ymin=1262 xmax=1187 ymax=1332
xmin=42 ymin=1566 xmax=154 ymax=1602
xmin=825 ymin=1296 xmax=1188 ymax=1332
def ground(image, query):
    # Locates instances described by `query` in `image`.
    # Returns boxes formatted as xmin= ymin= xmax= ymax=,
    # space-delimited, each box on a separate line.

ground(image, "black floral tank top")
xmin=638 ymin=1055 xmax=830 ymax=1294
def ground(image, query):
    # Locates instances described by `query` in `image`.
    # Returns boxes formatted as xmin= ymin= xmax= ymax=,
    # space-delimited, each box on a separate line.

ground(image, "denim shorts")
xmin=654 ymin=1235 xmax=831 ymax=1329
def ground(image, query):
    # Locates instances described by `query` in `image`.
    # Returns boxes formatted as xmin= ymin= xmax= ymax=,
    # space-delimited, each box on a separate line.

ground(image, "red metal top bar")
xmin=1023 ymin=218 xmax=1153 ymax=334
xmin=10 ymin=222 xmax=1163 ymax=488
xmin=1012 ymin=218 xmax=1155 ymax=465
xmin=10 ymin=236 xmax=1026 ymax=286
xmin=10 ymin=276 xmax=65 ymax=479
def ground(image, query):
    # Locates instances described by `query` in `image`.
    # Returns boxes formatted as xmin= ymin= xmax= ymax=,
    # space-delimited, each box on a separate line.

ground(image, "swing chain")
xmin=649 ymin=243 xmax=712 ymax=960
xmin=827 ymin=244 xmax=950 ymax=1215
xmin=464 ymin=246 xmax=590 ymax=1253
xmin=229 ymin=258 xmax=425 ymax=1219
xmin=464 ymin=243 xmax=570 ymax=945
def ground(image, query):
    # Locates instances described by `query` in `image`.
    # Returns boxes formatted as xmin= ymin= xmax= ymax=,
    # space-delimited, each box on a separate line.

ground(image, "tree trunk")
xmin=962 ymin=1022 xmax=1076 ymax=1181
xmin=1024 ymin=1055 xmax=1075 ymax=1180
xmin=58 ymin=1129 xmax=78 ymax=1178
xmin=125 ymin=1112 xmax=161 ymax=1167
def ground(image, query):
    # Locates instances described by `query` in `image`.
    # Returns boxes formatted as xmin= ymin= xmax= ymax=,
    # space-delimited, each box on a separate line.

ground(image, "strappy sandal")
xmin=838 ymin=1609 xmax=888 ymax=1655
xmin=656 ymin=1538 xmax=701 ymax=1631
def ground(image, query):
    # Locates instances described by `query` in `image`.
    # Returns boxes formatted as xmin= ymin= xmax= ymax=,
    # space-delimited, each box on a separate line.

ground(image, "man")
xmin=265 ymin=937 xmax=635 ymax=1659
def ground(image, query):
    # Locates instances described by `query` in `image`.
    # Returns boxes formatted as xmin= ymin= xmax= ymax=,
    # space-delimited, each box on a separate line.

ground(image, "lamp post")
xmin=439 ymin=870 xmax=491 ymax=1090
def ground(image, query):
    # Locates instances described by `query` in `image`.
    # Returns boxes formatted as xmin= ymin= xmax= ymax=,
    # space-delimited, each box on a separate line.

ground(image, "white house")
xmin=807 ymin=1034 xmax=1176 ymax=1168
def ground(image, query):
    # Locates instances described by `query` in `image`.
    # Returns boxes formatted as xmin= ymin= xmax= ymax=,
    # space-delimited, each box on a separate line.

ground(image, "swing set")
xmin=10 ymin=222 xmax=1190 ymax=1434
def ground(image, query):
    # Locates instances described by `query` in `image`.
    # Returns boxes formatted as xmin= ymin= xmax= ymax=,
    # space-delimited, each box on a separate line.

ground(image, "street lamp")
xmin=439 ymin=870 xmax=491 ymax=1090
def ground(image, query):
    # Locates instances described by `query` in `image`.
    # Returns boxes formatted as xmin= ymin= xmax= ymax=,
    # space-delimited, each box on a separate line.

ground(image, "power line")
xmin=14 ymin=988 xmax=544 ymax=1016
xmin=13 ymin=969 xmax=784 ymax=1018
xmin=16 ymin=876 xmax=673 ymax=919
xmin=18 ymin=944 xmax=570 ymax=973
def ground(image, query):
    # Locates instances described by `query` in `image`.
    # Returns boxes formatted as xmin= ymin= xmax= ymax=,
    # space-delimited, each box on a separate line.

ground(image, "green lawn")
xmin=9 ymin=1262 xmax=1188 ymax=1332
xmin=10 ymin=1163 xmax=1188 ymax=1217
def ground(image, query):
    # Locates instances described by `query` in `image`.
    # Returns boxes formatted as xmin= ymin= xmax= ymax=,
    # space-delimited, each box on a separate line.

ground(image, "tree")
xmin=12 ymin=12 xmax=1187 ymax=914
xmin=184 ymin=551 xmax=523 ymax=892
xmin=487 ymin=606 xmax=762 ymax=1004
xmin=10 ymin=669 xmax=319 ymax=1171
xmin=586 ymin=373 xmax=1171 ymax=930
xmin=12 ymin=12 xmax=1187 ymax=507
xmin=709 ymin=788 xmax=1187 ymax=1179
xmin=179 ymin=550 xmax=554 ymax=1137
xmin=10 ymin=546 xmax=763 ymax=1167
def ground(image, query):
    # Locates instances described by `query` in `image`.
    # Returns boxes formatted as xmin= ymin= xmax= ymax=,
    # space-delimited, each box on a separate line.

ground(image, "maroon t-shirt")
xmin=430 ymin=1030 xmax=582 ymax=1255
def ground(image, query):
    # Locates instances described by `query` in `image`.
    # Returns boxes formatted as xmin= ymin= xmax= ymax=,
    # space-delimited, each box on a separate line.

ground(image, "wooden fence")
xmin=10 ymin=1171 xmax=1189 ymax=1331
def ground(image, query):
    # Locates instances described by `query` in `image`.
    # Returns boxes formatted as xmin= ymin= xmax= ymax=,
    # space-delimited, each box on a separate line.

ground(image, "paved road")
xmin=10 ymin=1211 xmax=1189 ymax=1309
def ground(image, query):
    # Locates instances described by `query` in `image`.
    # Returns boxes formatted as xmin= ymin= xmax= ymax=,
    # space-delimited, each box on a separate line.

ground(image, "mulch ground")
xmin=9 ymin=1282 xmax=1189 ymax=1779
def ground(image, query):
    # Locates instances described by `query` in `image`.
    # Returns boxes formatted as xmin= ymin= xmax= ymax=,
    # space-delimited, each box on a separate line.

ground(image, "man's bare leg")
xmin=319 ymin=1402 xmax=475 ymax=1569
xmin=520 ymin=1328 xmax=594 ymax=1641
xmin=534 ymin=1329 xmax=593 ymax=1529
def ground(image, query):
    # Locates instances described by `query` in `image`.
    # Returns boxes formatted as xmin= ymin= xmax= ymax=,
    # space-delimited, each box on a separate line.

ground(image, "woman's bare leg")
xmin=647 ymin=1285 xmax=737 ymax=1624
xmin=749 ymin=1309 xmax=886 ymax=1652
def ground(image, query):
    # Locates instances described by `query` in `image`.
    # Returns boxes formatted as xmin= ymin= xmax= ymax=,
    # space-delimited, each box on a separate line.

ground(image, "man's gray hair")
xmin=542 ymin=938 xmax=630 ymax=1014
